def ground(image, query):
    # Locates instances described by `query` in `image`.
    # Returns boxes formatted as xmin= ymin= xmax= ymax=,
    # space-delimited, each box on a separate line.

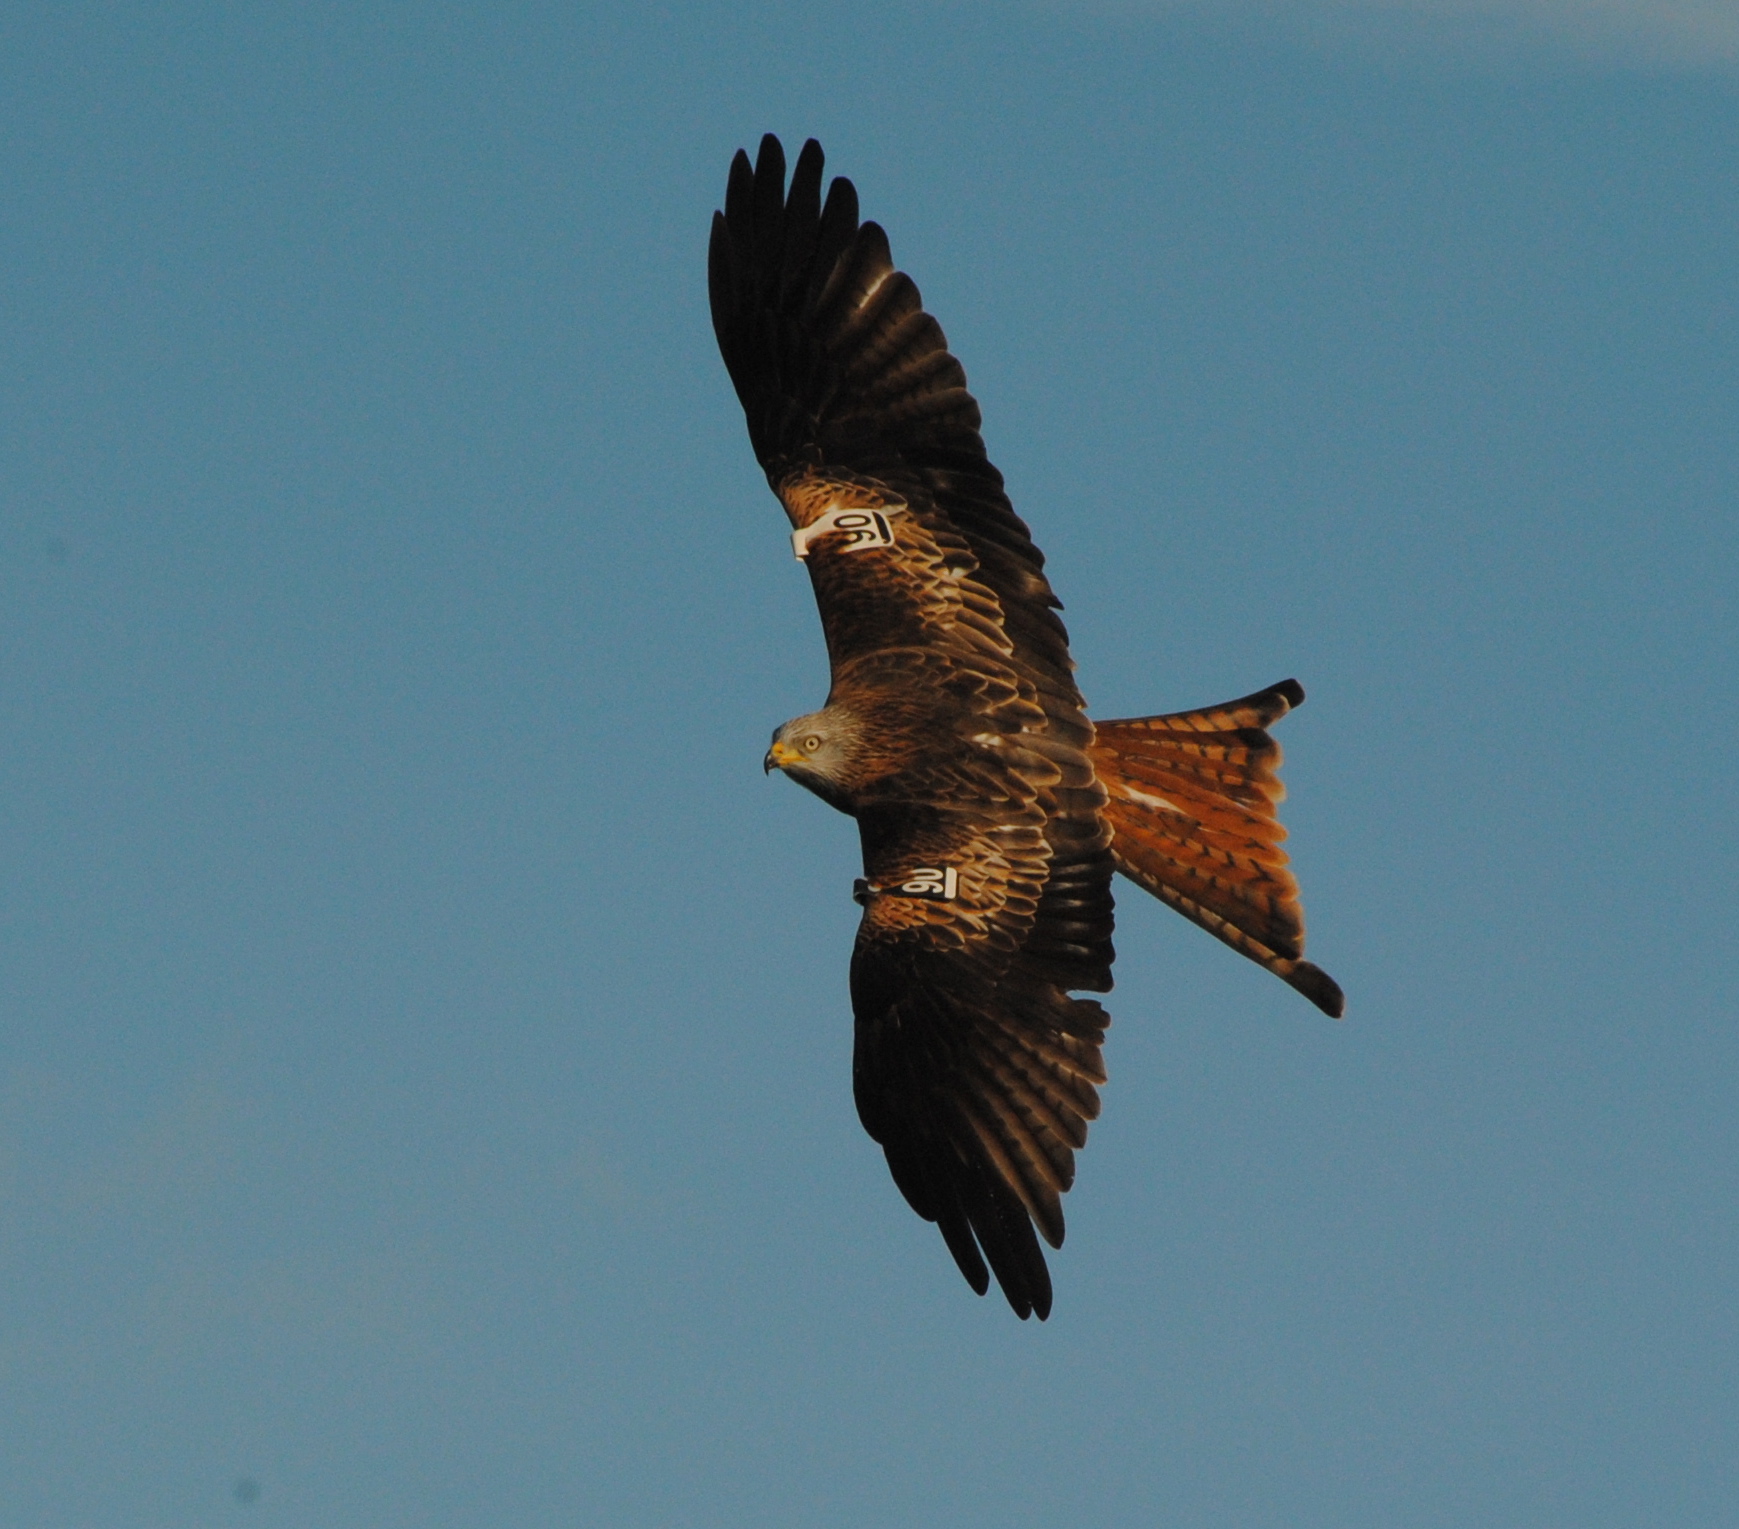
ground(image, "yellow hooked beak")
xmin=764 ymin=739 xmax=804 ymax=773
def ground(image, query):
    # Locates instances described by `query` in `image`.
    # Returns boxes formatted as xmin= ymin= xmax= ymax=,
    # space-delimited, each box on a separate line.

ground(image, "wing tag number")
xmin=854 ymin=866 xmax=959 ymax=905
xmin=791 ymin=506 xmax=899 ymax=561
xmin=899 ymin=866 xmax=957 ymax=899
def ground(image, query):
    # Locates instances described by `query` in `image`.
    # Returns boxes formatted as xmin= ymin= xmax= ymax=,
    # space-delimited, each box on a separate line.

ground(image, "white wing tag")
xmin=898 ymin=866 xmax=958 ymax=900
xmin=852 ymin=866 xmax=958 ymax=906
xmin=791 ymin=505 xmax=900 ymax=560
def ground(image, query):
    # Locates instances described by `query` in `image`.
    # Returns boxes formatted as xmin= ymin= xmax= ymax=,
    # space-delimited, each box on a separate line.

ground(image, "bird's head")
xmin=764 ymin=708 xmax=866 ymax=810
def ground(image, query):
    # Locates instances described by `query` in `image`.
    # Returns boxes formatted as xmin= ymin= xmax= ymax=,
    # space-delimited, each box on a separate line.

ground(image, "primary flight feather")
xmin=710 ymin=135 xmax=1342 ymax=1320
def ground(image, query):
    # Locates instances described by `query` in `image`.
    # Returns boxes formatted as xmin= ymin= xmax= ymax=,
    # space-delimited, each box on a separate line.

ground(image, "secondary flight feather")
xmin=709 ymin=135 xmax=1342 ymax=1320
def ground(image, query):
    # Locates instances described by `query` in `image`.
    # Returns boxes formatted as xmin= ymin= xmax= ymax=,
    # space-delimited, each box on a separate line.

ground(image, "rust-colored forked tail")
xmin=1088 ymin=679 xmax=1344 ymax=1018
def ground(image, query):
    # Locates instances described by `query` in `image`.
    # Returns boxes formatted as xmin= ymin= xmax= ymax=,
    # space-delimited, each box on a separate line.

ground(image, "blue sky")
xmin=2 ymin=3 xmax=1735 ymax=1526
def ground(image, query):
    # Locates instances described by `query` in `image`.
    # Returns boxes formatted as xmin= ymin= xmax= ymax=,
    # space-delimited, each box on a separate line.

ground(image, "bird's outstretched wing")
xmin=850 ymin=802 xmax=1113 ymax=1320
xmin=708 ymin=135 xmax=1086 ymax=738
xmin=710 ymin=135 xmax=1114 ymax=1316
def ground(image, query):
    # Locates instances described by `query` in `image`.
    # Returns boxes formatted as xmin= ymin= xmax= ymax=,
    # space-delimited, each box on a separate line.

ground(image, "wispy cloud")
xmin=1101 ymin=0 xmax=1739 ymax=65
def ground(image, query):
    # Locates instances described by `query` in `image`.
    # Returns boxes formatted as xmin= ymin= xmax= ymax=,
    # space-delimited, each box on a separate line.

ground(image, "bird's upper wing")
xmin=708 ymin=135 xmax=1085 ymax=745
xmin=711 ymin=136 xmax=1116 ymax=1316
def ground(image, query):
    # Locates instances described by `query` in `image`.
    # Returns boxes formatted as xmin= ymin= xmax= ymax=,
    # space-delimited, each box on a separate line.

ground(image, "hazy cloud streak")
xmin=1098 ymin=0 xmax=1739 ymax=63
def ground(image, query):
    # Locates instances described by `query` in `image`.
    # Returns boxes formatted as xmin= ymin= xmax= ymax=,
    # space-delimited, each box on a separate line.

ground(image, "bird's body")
xmin=712 ymin=136 xmax=1341 ymax=1319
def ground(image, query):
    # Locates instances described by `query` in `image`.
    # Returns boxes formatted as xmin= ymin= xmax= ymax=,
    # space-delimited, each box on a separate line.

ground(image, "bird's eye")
xmin=803 ymin=735 xmax=822 ymax=752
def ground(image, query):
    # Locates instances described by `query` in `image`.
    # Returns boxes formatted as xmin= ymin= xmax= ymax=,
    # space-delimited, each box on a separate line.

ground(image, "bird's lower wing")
xmin=849 ymin=807 xmax=1111 ymax=1321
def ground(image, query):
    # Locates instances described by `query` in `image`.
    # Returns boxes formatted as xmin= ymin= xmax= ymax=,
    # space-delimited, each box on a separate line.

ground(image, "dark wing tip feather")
xmin=723 ymin=147 xmax=754 ymax=236
xmin=938 ymin=1209 xmax=993 ymax=1298
xmin=752 ymin=133 xmax=786 ymax=229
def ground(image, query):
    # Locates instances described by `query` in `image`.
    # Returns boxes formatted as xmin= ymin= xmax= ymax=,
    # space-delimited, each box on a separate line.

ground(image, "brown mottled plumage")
xmin=712 ymin=136 xmax=1342 ymax=1320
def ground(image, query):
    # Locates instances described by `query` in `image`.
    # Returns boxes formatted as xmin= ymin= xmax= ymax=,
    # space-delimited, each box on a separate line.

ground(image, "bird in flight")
xmin=709 ymin=136 xmax=1342 ymax=1320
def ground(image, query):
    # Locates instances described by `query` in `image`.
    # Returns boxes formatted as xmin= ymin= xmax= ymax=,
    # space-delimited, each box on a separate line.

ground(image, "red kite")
xmin=710 ymin=136 xmax=1342 ymax=1319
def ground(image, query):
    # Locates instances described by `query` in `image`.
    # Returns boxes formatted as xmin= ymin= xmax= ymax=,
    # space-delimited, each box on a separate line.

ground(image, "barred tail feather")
xmin=1090 ymin=679 xmax=1345 ymax=1018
